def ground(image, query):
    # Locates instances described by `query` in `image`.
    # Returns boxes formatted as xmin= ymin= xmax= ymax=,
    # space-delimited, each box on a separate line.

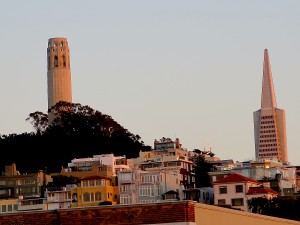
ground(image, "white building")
xmin=213 ymin=173 xmax=278 ymax=211
xmin=45 ymin=185 xmax=73 ymax=210
xmin=118 ymin=169 xmax=182 ymax=205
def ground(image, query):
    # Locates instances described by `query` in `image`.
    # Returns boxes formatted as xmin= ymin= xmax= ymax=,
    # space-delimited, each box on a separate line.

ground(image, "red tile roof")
xmin=213 ymin=173 xmax=261 ymax=185
xmin=247 ymin=186 xmax=278 ymax=195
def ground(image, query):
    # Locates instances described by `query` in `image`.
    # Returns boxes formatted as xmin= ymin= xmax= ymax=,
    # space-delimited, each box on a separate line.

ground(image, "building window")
xmin=139 ymin=186 xmax=152 ymax=196
xmin=54 ymin=55 xmax=58 ymax=67
xmin=232 ymin=198 xmax=244 ymax=206
xmin=120 ymin=195 xmax=131 ymax=205
xmin=219 ymin=186 xmax=227 ymax=194
xmin=72 ymin=193 xmax=78 ymax=202
xmin=1 ymin=205 xmax=6 ymax=213
xmin=90 ymin=180 xmax=95 ymax=186
xmin=95 ymin=192 xmax=101 ymax=201
xmin=218 ymin=199 xmax=226 ymax=205
xmin=235 ymin=185 xmax=243 ymax=193
xmin=212 ymin=176 xmax=217 ymax=182
xmin=62 ymin=55 xmax=66 ymax=67
xmin=96 ymin=180 xmax=101 ymax=186
xmin=83 ymin=181 xmax=88 ymax=187
xmin=83 ymin=192 xmax=90 ymax=202
xmin=7 ymin=205 xmax=12 ymax=212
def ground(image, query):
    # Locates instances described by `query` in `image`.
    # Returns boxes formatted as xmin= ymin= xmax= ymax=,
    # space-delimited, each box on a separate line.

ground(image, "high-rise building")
xmin=47 ymin=37 xmax=72 ymax=111
xmin=253 ymin=49 xmax=288 ymax=163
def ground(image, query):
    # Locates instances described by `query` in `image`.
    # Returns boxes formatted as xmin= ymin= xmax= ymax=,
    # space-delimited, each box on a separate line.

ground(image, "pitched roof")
xmin=213 ymin=173 xmax=261 ymax=185
xmin=247 ymin=186 xmax=278 ymax=195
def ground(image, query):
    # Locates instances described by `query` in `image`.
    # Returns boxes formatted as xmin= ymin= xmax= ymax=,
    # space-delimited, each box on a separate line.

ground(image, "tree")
xmin=3 ymin=101 xmax=151 ymax=173
xmin=247 ymin=196 xmax=300 ymax=221
xmin=247 ymin=197 xmax=273 ymax=214
xmin=26 ymin=111 xmax=48 ymax=135
xmin=193 ymin=155 xmax=214 ymax=187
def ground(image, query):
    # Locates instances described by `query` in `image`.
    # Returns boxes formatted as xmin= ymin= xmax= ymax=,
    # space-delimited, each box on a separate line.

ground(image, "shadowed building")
xmin=47 ymin=37 xmax=72 ymax=111
xmin=253 ymin=49 xmax=288 ymax=163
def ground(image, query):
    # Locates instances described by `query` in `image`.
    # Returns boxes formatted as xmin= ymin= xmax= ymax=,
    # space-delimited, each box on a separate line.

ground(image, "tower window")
xmin=54 ymin=55 xmax=58 ymax=67
xmin=62 ymin=55 xmax=66 ymax=67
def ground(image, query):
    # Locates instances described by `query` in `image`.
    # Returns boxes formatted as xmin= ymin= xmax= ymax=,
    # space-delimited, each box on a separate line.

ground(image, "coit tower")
xmin=47 ymin=37 xmax=72 ymax=111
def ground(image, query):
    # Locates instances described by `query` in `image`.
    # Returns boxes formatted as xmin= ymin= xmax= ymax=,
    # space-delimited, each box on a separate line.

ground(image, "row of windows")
xmin=0 ymin=179 xmax=37 ymax=186
xmin=259 ymin=148 xmax=278 ymax=152
xmin=260 ymin=134 xmax=276 ymax=138
xmin=47 ymin=48 xmax=66 ymax=52
xmin=0 ymin=204 xmax=18 ymax=213
xmin=16 ymin=187 xmax=40 ymax=194
xmin=261 ymin=116 xmax=273 ymax=119
xmin=119 ymin=173 xmax=136 ymax=181
xmin=48 ymin=192 xmax=71 ymax=200
xmin=73 ymin=192 xmax=111 ymax=202
xmin=259 ymin=143 xmax=277 ymax=147
xmin=139 ymin=200 xmax=158 ymax=204
xmin=141 ymin=175 xmax=160 ymax=183
xmin=261 ymin=121 xmax=274 ymax=124
xmin=259 ymin=153 xmax=278 ymax=156
xmin=48 ymin=41 xmax=65 ymax=47
xmin=260 ymin=130 xmax=275 ymax=134
xmin=54 ymin=55 xmax=66 ymax=67
xmin=120 ymin=184 xmax=135 ymax=192
xmin=98 ymin=167 xmax=112 ymax=171
xmin=219 ymin=185 xmax=243 ymax=194
xmin=120 ymin=195 xmax=131 ymax=205
xmin=261 ymin=125 xmax=275 ymax=129
xmin=139 ymin=186 xmax=160 ymax=196
xmin=82 ymin=179 xmax=107 ymax=187
xmin=74 ymin=161 xmax=99 ymax=167
xmin=259 ymin=139 xmax=277 ymax=143
xmin=218 ymin=198 xmax=244 ymax=206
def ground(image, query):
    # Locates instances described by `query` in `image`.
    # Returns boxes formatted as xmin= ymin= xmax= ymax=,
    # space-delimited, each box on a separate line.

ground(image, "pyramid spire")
xmin=261 ymin=49 xmax=277 ymax=110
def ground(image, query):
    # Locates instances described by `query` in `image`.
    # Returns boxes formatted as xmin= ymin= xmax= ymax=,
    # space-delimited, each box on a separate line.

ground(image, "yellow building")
xmin=71 ymin=175 xmax=118 ymax=207
xmin=0 ymin=198 xmax=18 ymax=214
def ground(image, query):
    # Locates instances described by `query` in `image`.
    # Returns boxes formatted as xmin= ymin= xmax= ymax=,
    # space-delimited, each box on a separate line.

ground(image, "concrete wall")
xmin=195 ymin=202 xmax=300 ymax=225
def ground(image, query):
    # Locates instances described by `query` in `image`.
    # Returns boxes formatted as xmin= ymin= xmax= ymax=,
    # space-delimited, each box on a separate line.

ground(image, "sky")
xmin=1 ymin=1 xmax=300 ymax=165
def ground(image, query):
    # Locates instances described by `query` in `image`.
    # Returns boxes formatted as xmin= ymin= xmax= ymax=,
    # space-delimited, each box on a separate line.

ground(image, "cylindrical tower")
xmin=47 ymin=37 xmax=72 ymax=110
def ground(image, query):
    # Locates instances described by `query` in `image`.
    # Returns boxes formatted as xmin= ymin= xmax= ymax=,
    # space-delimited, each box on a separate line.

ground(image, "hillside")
xmin=0 ymin=102 xmax=150 ymax=174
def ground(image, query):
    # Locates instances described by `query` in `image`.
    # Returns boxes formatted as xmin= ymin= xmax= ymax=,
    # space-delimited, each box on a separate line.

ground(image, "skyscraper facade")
xmin=253 ymin=49 xmax=288 ymax=163
xmin=47 ymin=37 xmax=72 ymax=111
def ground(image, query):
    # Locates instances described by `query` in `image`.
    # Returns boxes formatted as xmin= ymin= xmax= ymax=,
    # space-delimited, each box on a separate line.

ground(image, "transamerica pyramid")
xmin=253 ymin=49 xmax=288 ymax=163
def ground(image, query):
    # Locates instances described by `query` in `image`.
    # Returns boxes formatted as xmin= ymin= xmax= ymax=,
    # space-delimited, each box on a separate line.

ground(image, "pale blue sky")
xmin=1 ymin=1 xmax=300 ymax=165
